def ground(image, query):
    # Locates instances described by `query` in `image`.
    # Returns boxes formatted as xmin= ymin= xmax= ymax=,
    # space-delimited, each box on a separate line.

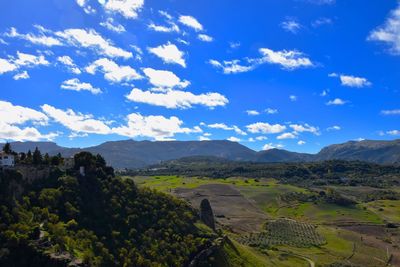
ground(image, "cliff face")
xmin=200 ymin=199 xmax=216 ymax=231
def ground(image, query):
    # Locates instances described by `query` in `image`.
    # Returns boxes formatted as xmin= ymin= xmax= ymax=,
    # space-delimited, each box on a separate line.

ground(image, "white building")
xmin=0 ymin=152 xmax=15 ymax=167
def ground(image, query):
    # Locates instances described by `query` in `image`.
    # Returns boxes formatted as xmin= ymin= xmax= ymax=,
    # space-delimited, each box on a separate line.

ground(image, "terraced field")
xmin=238 ymin=219 xmax=326 ymax=248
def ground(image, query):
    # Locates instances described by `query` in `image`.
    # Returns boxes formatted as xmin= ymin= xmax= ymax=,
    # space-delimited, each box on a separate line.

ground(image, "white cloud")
xmin=125 ymin=88 xmax=228 ymax=109
xmin=258 ymin=48 xmax=314 ymax=69
xmin=307 ymin=0 xmax=335 ymax=4
xmin=148 ymin=42 xmax=186 ymax=67
xmin=0 ymin=100 xmax=55 ymax=141
xmin=326 ymin=98 xmax=347 ymax=106
xmin=41 ymin=104 xmax=111 ymax=134
xmin=262 ymin=143 xmax=283 ymax=150
xmin=13 ymin=71 xmax=29 ymax=80
xmin=246 ymin=122 xmax=286 ymax=134
xmin=277 ymin=132 xmax=297 ymax=140
xmin=208 ymin=59 xmax=253 ymax=74
xmin=246 ymin=110 xmax=260 ymax=116
xmin=57 ymin=56 xmax=81 ymax=74
xmin=381 ymin=109 xmax=400 ymax=115
xmin=0 ymin=58 xmax=17 ymax=74
xmin=387 ymin=130 xmax=400 ymax=136
xmin=230 ymin=42 xmax=241 ymax=49
xmin=112 ymin=113 xmax=198 ymax=140
xmin=281 ymin=19 xmax=301 ymax=34
xmin=61 ymin=78 xmax=102 ymax=95
xmin=99 ymin=0 xmax=144 ymax=19
xmin=289 ymin=95 xmax=297 ymax=101
xmin=265 ymin=108 xmax=278 ymax=114
xmin=76 ymin=0 xmax=96 ymax=14
xmin=86 ymin=58 xmax=142 ymax=83
xmin=210 ymin=48 xmax=314 ymax=74
xmin=5 ymin=27 xmax=62 ymax=47
xmin=227 ymin=136 xmax=241 ymax=142
xmin=198 ymin=34 xmax=213 ymax=42
xmin=298 ymin=140 xmax=306 ymax=145
xmin=312 ymin=17 xmax=333 ymax=27
xmin=327 ymin=125 xmax=341 ymax=131
xmin=100 ymin=18 xmax=126 ymax=33
xmin=148 ymin=22 xmax=179 ymax=33
xmin=320 ymin=89 xmax=329 ymax=97
xmin=13 ymin=51 xmax=49 ymax=67
xmin=339 ymin=75 xmax=372 ymax=88
xmin=142 ymin=68 xmax=189 ymax=89
xmin=289 ymin=123 xmax=319 ymax=135
xmin=55 ymin=28 xmax=132 ymax=59
xmin=255 ymin=136 xmax=268 ymax=141
xmin=0 ymin=100 xmax=48 ymax=126
xmin=178 ymin=15 xmax=203 ymax=31
xmin=199 ymin=135 xmax=211 ymax=141
xmin=368 ymin=2 xmax=400 ymax=55
xmin=206 ymin=123 xmax=246 ymax=136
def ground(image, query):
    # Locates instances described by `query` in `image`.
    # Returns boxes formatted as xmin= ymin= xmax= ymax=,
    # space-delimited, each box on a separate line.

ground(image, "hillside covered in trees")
xmin=0 ymin=149 xmax=214 ymax=266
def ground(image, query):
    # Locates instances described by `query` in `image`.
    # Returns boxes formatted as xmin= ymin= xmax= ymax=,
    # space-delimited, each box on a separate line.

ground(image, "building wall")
xmin=0 ymin=155 xmax=15 ymax=167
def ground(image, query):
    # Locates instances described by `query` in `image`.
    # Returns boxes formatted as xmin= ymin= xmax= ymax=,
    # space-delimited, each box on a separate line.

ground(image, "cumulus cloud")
xmin=76 ymin=0 xmax=96 ymax=14
xmin=198 ymin=34 xmax=213 ymax=42
xmin=277 ymin=132 xmax=297 ymax=140
xmin=246 ymin=110 xmax=260 ymax=116
xmin=262 ymin=143 xmax=283 ymax=150
xmin=387 ymin=130 xmax=400 ymax=136
xmin=207 ymin=123 xmax=246 ymax=136
xmin=210 ymin=47 xmax=314 ymax=74
xmin=258 ymin=48 xmax=314 ymax=69
xmin=326 ymin=98 xmax=347 ymax=106
xmin=57 ymin=55 xmax=81 ymax=74
xmin=281 ymin=19 xmax=302 ymax=34
xmin=0 ymin=58 xmax=17 ymax=74
xmin=289 ymin=123 xmax=320 ymax=135
xmin=142 ymin=68 xmax=189 ymax=89
xmin=327 ymin=125 xmax=341 ymax=131
xmin=148 ymin=22 xmax=179 ymax=33
xmin=13 ymin=71 xmax=30 ymax=80
xmin=5 ymin=26 xmax=62 ymax=46
xmin=298 ymin=140 xmax=306 ymax=145
xmin=112 ymin=113 xmax=199 ymax=140
xmin=55 ymin=28 xmax=132 ymax=59
xmin=312 ymin=17 xmax=333 ymax=27
xmin=125 ymin=88 xmax=228 ymax=109
xmin=227 ymin=136 xmax=241 ymax=142
xmin=61 ymin=78 xmax=102 ymax=95
xmin=86 ymin=58 xmax=142 ymax=83
xmin=100 ymin=18 xmax=126 ymax=33
xmin=368 ymin=2 xmax=400 ymax=55
xmin=289 ymin=95 xmax=297 ymax=101
xmin=148 ymin=42 xmax=186 ymax=67
xmin=41 ymin=104 xmax=111 ymax=134
xmin=99 ymin=0 xmax=144 ymax=19
xmin=208 ymin=59 xmax=253 ymax=74
xmin=13 ymin=51 xmax=49 ymax=67
xmin=381 ymin=109 xmax=400 ymax=115
xmin=339 ymin=75 xmax=372 ymax=88
xmin=178 ymin=15 xmax=203 ymax=31
xmin=265 ymin=108 xmax=278 ymax=114
xmin=0 ymin=100 xmax=57 ymax=141
xmin=246 ymin=122 xmax=286 ymax=134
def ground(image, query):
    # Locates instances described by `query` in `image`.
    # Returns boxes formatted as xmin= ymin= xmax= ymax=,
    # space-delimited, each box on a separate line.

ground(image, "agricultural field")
xmin=129 ymin=175 xmax=400 ymax=266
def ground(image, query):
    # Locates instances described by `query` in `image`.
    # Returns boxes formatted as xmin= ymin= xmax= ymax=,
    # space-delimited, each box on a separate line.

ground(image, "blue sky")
xmin=0 ymin=0 xmax=399 ymax=153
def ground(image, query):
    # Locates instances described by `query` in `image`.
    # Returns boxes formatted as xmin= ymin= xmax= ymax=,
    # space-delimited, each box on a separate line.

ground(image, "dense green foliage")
xmin=0 ymin=151 xmax=212 ymax=266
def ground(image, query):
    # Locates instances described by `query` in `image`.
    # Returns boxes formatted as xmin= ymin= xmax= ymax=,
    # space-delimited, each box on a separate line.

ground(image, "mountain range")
xmin=2 ymin=139 xmax=400 ymax=169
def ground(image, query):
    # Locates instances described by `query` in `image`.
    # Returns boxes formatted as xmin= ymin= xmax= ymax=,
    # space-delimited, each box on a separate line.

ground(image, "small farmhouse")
xmin=0 ymin=151 xmax=15 ymax=167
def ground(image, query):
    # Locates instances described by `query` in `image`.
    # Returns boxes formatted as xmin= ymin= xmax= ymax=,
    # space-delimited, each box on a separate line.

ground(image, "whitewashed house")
xmin=0 ymin=152 xmax=15 ymax=167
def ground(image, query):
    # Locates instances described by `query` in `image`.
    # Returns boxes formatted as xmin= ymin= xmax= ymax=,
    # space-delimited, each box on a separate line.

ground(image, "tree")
xmin=43 ymin=153 xmax=50 ymax=165
xmin=2 ymin=143 xmax=12 ymax=154
xmin=32 ymin=147 xmax=42 ymax=165
xmin=26 ymin=150 xmax=32 ymax=164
